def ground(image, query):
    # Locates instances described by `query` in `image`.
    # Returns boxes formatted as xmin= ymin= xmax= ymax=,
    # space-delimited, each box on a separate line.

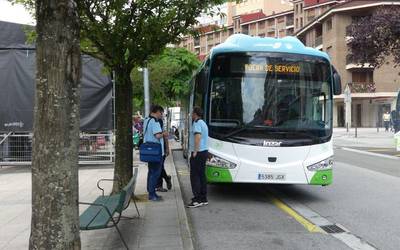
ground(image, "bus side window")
xmin=193 ymin=69 xmax=207 ymax=112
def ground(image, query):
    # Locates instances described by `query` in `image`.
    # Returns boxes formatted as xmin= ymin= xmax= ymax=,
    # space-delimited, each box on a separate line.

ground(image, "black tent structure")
xmin=0 ymin=20 xmax=113 ymax=132
xmin=0 ymin=21 xmax=114 ymax=164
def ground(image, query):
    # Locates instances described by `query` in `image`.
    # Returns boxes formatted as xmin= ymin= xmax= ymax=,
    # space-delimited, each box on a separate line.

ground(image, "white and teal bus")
xmin=183 ymin=34 xmax=341 ymax=185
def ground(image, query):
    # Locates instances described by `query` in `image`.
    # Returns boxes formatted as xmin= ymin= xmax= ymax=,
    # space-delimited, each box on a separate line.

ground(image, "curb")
xmin=167 ymin=149 xmax=195 ymax=250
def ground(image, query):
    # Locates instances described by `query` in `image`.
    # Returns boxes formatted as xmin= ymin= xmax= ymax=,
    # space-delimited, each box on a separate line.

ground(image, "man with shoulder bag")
xmin=142 ymin=105 xmax=168 ymax=201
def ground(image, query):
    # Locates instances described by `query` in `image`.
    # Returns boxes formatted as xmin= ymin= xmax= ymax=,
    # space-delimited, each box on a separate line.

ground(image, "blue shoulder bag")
xmin=139 ymin=117 xmax=162 ymax=163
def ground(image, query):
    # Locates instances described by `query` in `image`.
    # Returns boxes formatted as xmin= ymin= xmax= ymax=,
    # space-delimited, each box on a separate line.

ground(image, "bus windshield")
xmin=209 ymin=52 xmax=333 ymax=142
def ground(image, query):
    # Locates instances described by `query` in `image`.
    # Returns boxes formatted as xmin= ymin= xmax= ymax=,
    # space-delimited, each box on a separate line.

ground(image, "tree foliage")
xmin=10 ymin=0 xmax=226 ymax=191
xmin=348 ymin=6 xmax=400 ymax=68
xmin=131 ymin=48 xmax=200 ymax=110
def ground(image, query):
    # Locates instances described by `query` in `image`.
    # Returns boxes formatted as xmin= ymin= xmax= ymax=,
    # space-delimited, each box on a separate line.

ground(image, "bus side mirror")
xmin=333 ymin=67 xmax=342 ymax=95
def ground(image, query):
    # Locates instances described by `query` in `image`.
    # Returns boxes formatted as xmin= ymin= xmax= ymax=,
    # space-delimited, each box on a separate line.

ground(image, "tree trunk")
xmin=112 ymin=67 xmax=133 ymax=192
xmin=30 ymin=1 xmax=81 ymax=249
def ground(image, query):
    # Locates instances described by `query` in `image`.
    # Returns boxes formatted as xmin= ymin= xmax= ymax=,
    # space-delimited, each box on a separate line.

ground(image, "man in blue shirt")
xmin=188 ymin=107 xmax=209 ymax=208
xmin=143 ymin=105 xmax=167 ymax=201
xmin=155 ymin=112 xmax=172 ymax=192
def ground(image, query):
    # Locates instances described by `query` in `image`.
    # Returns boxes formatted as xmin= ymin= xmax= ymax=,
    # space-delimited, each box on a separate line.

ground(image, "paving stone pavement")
xmin=0 ymin=140 xmax=193 ymax=250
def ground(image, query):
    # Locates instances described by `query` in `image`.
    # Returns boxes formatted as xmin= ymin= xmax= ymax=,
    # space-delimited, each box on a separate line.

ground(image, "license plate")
xmin=257 ymin=173 xmax=286 ymax=181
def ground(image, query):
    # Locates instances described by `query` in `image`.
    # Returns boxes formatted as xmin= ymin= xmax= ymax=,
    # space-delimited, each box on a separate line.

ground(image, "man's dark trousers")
xmin=190 ymin=151 xmax=208 ymax=202
xmin=157 ymin=156 xmax=168 ymax=188
xmin=147 ymin=161 xmax=162 ymax=199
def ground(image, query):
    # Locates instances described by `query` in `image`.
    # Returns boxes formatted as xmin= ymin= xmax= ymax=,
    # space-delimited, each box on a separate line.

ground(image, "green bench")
xmin=79 ymin=168 xmax=139 ymax=250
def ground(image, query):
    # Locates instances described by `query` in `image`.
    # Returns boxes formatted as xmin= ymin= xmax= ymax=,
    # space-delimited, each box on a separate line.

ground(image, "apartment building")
xmin=178 ymin=0 xmax=400 ymax=127
xmin=180 ymin=11 xmax=294 ymax=59
xmin=292 ymin=0 xmax=341 ymax=32
xmin=296 ymin=0 xmax=400 ymax=127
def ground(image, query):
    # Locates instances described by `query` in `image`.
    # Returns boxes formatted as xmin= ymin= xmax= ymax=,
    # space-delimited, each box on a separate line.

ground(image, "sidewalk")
xmin=333 ymin=127 xmax=397 ymax=148
xmin=0 ymin=140 xmax=193 ymax=250
xmin=333 ymin=127 xmax=400 ymax=158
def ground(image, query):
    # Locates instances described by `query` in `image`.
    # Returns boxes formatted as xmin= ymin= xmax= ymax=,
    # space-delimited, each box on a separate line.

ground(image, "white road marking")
xmin=270 ymin=188 xmax=378 ymax=250
xmin=341 ymin=147 xmax=399 ymax=160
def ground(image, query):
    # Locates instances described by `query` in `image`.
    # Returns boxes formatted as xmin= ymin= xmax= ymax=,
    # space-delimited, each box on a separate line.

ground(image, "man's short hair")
xmin=151 ymin=104 xmax=164 ymax=113
xmin=192 ymin=106 xmax=203 ymax=117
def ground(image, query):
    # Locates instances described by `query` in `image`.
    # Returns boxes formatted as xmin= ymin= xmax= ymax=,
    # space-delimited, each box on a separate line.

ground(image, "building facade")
xmin=179 ymin=0 xmax=400 ymax=127
xmin=226 ymin=0 xmax=292 ymax=26
xmin=296 ymin=0 xmax=400 ymax=127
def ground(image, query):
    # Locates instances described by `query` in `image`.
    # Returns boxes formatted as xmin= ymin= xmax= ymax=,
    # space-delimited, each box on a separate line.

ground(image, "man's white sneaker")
xmin=187 ymin=201 xmax=202 ymax=208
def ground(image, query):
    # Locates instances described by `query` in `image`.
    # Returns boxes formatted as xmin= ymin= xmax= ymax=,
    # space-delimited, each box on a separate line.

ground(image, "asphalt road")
xmin=173 ymin=148 xmax=400 ymax=250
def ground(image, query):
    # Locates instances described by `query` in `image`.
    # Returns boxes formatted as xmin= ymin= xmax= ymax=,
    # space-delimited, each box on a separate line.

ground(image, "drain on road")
xmin=320 ymin=224 xmax=346 ymax=234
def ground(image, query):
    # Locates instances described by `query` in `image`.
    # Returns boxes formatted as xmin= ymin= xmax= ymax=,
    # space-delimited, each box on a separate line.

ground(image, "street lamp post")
xmin=344 ymin=84 xmax=352 ymax=131
xmin=143 ymin=67 xmax=150 ymax=117
xmin=138 ymin=67 xmax=150 ymax=117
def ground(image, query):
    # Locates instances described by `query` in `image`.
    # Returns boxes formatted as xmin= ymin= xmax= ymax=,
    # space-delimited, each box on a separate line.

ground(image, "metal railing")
xmin=345 ymin=55 xmax=375 ymax=68
xmin=0 ymin=132 xmax=114 ymax=166
xmin=79 ymin=132 xmax=114 ymax=164
xmin=0 ymin=133 xmax=32 ymax=165
xmin=348 ymin=82 xmax=376 ymax=93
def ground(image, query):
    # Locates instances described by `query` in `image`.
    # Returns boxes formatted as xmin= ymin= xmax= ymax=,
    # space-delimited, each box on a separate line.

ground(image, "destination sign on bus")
xmin=244 ymin=63 xmax=301 ymax=73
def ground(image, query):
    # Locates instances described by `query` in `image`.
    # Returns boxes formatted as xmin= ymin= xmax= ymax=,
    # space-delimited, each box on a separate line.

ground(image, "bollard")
xmin=346 ymin=122 xmax=349 ymax=133
xmin=395 ymin=132 xmax=400 ymax=152
xmin=355 ymin=126 xmax=357 ymax=138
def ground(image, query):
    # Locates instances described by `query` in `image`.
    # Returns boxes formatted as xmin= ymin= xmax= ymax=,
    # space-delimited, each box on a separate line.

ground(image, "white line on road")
xmin=341 ymin=147 xmax=399 ymax=160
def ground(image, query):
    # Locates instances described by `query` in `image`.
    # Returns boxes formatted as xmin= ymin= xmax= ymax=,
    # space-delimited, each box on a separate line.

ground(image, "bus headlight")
xmin=206 ymin=153 xmax=237 ymax=169
xmin=307 ymin=157 xmax=333 ymax=171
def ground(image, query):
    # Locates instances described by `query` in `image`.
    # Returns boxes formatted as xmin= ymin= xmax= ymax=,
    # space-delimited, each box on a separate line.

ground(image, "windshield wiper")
xmin=284 ymin=130 xmax=322 ymax=141
xmin=222 ymin=126 xmax=249 ymax=139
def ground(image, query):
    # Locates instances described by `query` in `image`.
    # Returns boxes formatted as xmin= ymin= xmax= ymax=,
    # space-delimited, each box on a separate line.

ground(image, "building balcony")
xmin=266 ymin=27 xmax=275 ymax=32
xmin=348 ymin=82 xmax=376 ymax=93
xmin=346 ymin=55 xmax=374 ymax=70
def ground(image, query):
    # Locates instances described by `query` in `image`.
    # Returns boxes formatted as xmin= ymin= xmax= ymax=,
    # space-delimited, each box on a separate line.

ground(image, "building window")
xmin=300 ymin=17 xmax=303 ymax=28
xmin=242 ymin=25 xmax=249 ymax=35
xmin=267 ymin=31 xmax=275 ymax=37
xmin=258 ymin=21 xmax=265 ymax=30
xmin=286 ymin=16 xmax=294 ymax=26
xmin=296 ymin=18 xmax=298 ymax=29
xmin=300 ymin=4 xmax=303 ymax=13
xmin=326 ymin=19 xmax=332 ymax=31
